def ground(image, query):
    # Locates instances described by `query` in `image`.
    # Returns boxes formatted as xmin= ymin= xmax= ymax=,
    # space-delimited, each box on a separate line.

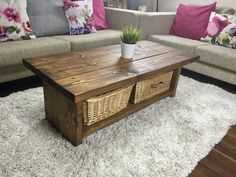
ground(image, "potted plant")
xmin=121 ymin=26 xmax=141 ymax=59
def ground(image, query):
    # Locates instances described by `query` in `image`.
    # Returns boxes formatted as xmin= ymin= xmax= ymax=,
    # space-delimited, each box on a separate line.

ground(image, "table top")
xmin=23 ymin=41 xmax=199 ymax=103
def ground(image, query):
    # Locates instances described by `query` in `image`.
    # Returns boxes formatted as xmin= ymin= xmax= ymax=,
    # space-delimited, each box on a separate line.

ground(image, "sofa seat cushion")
xmin=148 ymin=35 xmax=209 ymax=54
xmin=195 ymin=45 xmax=236 ymax=72
xmin=0 ymin=37 xmax=71 ymax=67
xmin=184 ymin=62 xmax=236 ymax=85
xmin=53 ymin=29 xmax=122 ymax=51
xmin=0 ymin=64 xmax=33 ymax=83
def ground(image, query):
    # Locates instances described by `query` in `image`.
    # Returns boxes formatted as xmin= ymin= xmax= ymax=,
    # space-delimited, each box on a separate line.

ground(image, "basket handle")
xmin=151 ymin=81 xmax=164 ymax=88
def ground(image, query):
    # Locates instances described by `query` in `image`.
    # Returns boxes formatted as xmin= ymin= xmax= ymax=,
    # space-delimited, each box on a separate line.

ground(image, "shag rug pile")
xmin=0 ymin=76 xmax=236 ymax=177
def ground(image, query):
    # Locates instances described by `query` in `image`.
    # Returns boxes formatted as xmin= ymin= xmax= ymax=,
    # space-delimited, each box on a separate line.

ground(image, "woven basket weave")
xmin=132 ymin=72 xmax=173 ymax=104
xmin=83 ymin=85 xmax=134 ymax=125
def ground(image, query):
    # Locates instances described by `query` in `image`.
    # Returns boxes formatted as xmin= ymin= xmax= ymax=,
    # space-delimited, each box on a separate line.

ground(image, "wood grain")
xmin=215 ymin=135 xmax=236 ymax=161
xmin=43 ymin=82 xmax=83 ymax=146
xmin=170 ymin=68 xmax=181 ymax=97
xmin=23 ymin=40 xmax=199 ymax=146
xmin=199 ymin=149 xmax=236 ymax=177
xmin=189 ymin=125 xmax=236 ymax=177
xmin=24 ymin=41 xmax=199 ymax=103
xmin=190 ymin=164 xmax=220 ymax=177
xmin=228 ymin=125 xmax=236 ymax=138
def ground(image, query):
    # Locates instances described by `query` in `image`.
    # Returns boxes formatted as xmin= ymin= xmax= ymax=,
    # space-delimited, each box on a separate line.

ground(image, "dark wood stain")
xmin=23 ymin=41 xmax=198 ymax=145
xmin=1 ymin=41 xmax=235 ymax=176
xmin=23 ymin=41 xmax=198 ymax=103
xmin=189 ymin=125 xmax=236 ymax=177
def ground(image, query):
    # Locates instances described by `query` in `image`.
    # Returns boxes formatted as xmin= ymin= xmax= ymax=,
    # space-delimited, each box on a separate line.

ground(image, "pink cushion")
xmin=170 ymin=2 xmax=217 ymax=40
xmin=93 ymin=0 xmax=108 ymax=30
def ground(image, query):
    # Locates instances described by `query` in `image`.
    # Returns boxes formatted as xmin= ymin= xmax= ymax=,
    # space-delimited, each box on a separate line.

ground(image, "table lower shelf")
xmin=83 ymin=90 xmax=173 ymax=137
xmin=43 ymin=68 xmax=181 ymax=146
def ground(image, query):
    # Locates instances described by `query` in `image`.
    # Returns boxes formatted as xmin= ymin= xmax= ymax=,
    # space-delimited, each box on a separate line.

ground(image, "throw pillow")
xmin=201 ymin=13 xmax=236 ymax=49
xmin=170 ymin=2 xmax=217 ymax=40
xmin=27 ymin=0 xmax=69 ymax=37
xmin=0 ymin=0 xmax=34 ymax=42
xmin=93 ymin=0 xmax=108 ymax=30
xmin=63 ymin=0 xmax=96 ymax=35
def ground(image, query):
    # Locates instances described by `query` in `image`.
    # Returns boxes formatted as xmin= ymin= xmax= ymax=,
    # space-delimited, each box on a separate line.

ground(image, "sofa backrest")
xmin=158 ymin=0 xmax=236 ymax=14
xmin=215 ymin=7 xmax=235 ymax=15
xmin=138 ymin=12 xmax=176 ymax=39
xmin=105 ymin=7 xmax=142 ymax=30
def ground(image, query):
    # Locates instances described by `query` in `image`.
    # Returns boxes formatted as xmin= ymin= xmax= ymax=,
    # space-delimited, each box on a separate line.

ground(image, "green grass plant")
xmin=121 ymin=26 xmax=141 ymax=44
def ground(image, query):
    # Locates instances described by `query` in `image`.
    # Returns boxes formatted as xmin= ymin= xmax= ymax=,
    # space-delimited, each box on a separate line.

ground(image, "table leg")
xmin=170 ymin=68 xmax=181 ymax=97
xmin=43 ymin=82 xmax=83 ymax=146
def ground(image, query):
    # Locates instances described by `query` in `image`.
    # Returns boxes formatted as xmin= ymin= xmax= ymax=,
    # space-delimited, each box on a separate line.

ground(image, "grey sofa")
xmin=0 ymin=7 xmax=235 ymax=86
xmin=0 ymin=8 xmax=141 ymax=83
xmin=139 ymin=10 xmax=236 ymax=85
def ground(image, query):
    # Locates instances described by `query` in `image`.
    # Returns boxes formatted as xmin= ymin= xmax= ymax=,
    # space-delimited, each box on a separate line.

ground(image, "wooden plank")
xmin=24 ymin=41 xmax=199 ymax=103
xmin=43 ymin=82 xmax=83 ymax=146
xmin=39 ymin=50 xmax=177 ymax=80
xmin=29 ymin=52 xmax=78 ymax=65
xmin=24 ymin=41 xmax=182 ymax=80
xmin=200 ymin=149 xmax=236 ymax=177
xmin=35 ymin=51 xmax=125 ymax=76
xmin=28 ymin=45 xmax=121 ymax=65
xmin=189 ymin=164 xmax=220 ymax=177
xmin=23 ymin=60 xmax=75 ymax=101
xmin=67 ymin=52 xmax=198 ymax=102
xmin=24 ymin=50 xmax=198 ymax=103
xmin=75 ymin=101 xmax=84 ymax=145
xmin=228 ymin=125 xmax=236 ymax=138
xmin=215 ymin=135 xmax=236 ymax=161
xmin=61 ymin=51 xmax=196 ymax=89
xmin=30 ymin=40 xmax=159 ymax=65
xmin=27 ymin=41 xmax=176 ymax=78
xmin=189 ymin=174 xmax=198 ymax=177
xmin=190 ymin=127 xmax=236 ymax=177
xmin=170 ymin=68 xmax=181 ymax=97
xmin=83 ymin=90 xmax=172 ymax=137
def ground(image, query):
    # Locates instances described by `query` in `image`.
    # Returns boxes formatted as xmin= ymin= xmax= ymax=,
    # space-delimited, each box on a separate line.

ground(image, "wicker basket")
xmin=83 ymin=85 xmax=134 ymax=125
xmin=131 ymin=72 xmax=173 ymax=104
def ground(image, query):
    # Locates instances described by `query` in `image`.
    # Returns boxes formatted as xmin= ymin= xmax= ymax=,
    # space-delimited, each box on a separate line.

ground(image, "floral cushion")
xmin=63 ymin=0 xmax=96 ymax=35
xmin=201 ymin=12 xmax=236 ymax=49
xmin=0 ymin=0 xmax=35 ymax=42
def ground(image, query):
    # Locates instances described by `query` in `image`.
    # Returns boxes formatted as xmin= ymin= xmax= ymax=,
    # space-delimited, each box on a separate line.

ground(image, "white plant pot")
xmin=121 ymin=43 xmax=136 ymax=59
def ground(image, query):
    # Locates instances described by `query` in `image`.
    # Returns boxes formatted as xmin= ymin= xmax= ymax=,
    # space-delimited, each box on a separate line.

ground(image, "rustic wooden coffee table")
xmin=23 ymin=41 xmax=199 ymax=146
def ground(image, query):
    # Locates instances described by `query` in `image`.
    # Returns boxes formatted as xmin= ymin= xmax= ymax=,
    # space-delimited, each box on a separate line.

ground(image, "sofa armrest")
xmin=105 ymin=7 xmax=141 ymax=30
xmin=139 ymin=12 xmax=176 ymax=39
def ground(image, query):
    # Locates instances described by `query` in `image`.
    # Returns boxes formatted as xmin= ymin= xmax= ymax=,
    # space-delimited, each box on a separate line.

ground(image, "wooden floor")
xmin=189 ymin=125 xmax=236 ymax=177
xmin=181 ymin=69 xmax=236 ymax=177
xmin=0 ymin=69 xmax=236 ymax=176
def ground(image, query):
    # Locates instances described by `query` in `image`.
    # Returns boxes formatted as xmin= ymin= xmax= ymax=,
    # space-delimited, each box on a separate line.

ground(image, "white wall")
xmin=158 ymin=0 xmax=236 ymax=12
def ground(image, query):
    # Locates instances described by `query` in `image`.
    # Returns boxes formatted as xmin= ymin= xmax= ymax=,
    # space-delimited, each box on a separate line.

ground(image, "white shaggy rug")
xmin=0 ymin=76 xmax=236 ymax=177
